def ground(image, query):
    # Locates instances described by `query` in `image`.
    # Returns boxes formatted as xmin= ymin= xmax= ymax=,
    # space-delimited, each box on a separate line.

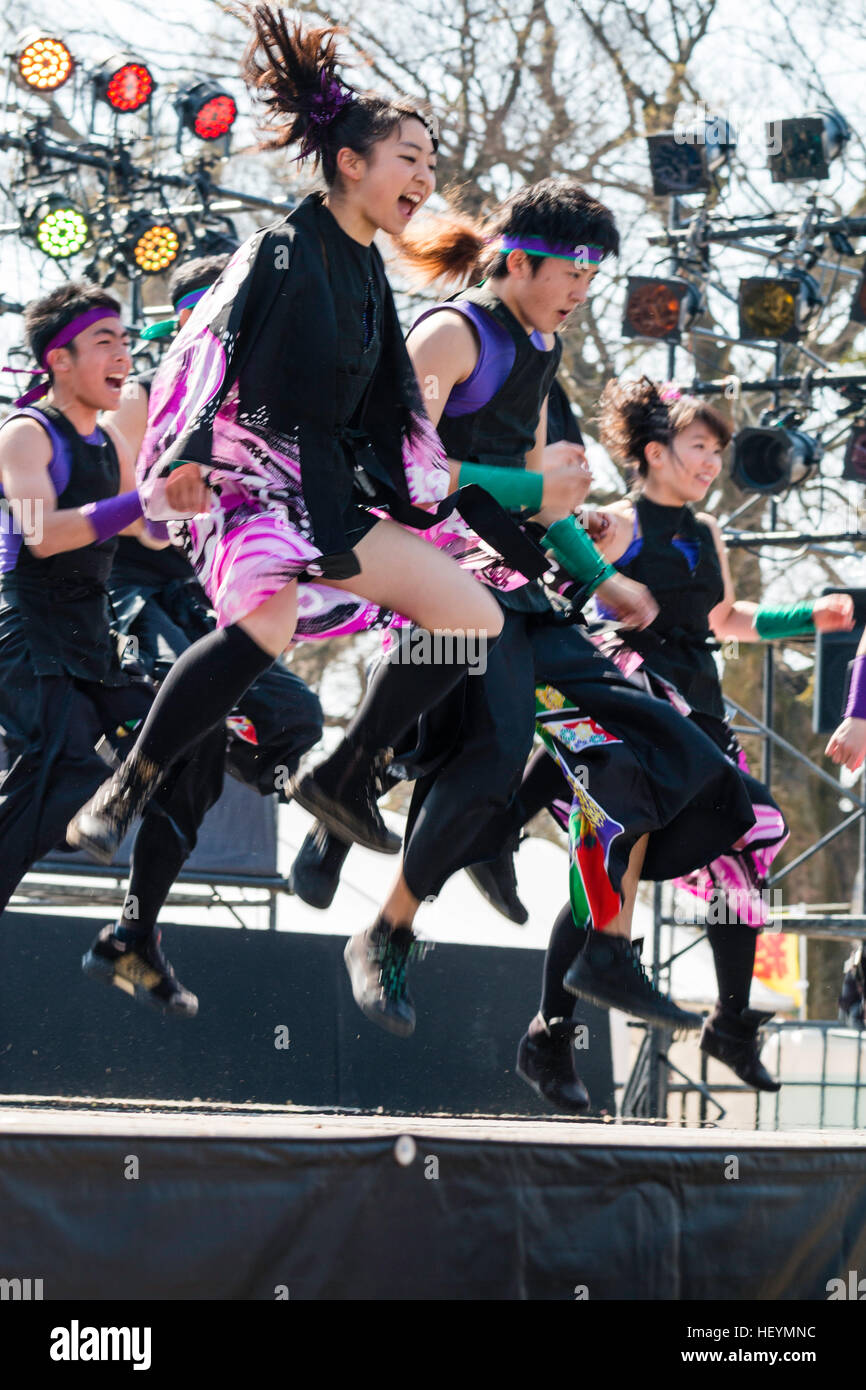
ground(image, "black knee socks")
xmin=706 ymin=918 xmax=758 ymax=1013
xmin=132 ymin=625 xmax=275 ymax=776
xmin=540 ymin=902 xmax=588 ymax=1021
xmin=343 ymin=624 xmax=502 ymax=754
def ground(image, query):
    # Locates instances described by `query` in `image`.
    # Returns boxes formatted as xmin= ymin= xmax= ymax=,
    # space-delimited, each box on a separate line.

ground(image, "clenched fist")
xmin=164 ymin=461 xmax=209 ymax=516
xmin=813 ymin=593 xmax=855 ymax=632
xmin=595 ymin=572 xmax=658 ymax=630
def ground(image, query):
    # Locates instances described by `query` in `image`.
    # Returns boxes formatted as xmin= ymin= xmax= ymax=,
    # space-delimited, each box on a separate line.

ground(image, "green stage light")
xmin=32 ymin=197 xmax=91 ymax=259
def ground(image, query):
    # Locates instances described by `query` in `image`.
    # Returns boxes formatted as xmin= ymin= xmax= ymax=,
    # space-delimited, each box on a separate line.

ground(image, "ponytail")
xmin=238 ymin=4 xmax=437 ymax=184
xmin=397 ymin=176 xmax=619 ymax=290
xmin=397 ymin=210 xmax=490 ymax=286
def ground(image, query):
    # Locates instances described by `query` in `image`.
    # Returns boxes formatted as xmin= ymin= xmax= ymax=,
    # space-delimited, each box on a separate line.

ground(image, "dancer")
xmin=516 ymin=377 xmax=853 ymax=1105
xmin=289 ymin=374 xmax=584 ymax=920
xmin=0 ymin=281 xmax=226 ymax=1013
xmin=68 ymin=12 xmax=577 ymax=980
xmin=105 ymin=253 xmax=324 ymax=800
xmin=294 ymin=180 xmax=759 ymax=1042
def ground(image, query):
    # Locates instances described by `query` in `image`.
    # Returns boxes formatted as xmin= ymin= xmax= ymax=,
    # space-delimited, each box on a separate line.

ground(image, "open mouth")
xmin=398 ymin=192 xmax=422 ymax=219
xmin=105 ymin=375 xmax=125 ymax=391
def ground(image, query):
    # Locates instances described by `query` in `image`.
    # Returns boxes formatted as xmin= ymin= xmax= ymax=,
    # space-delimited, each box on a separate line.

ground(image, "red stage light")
xmin=93 ymin=55 xmax=154 ymax=114
xmin=622 ymin=277 xmax=701 ymax=343
xmin=177 ymin=82 xmax=238 ymax=142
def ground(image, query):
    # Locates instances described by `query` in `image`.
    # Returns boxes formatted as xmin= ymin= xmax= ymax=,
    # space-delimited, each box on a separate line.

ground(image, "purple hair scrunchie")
xmin=297 ymin=69 xmax=356 ymax=160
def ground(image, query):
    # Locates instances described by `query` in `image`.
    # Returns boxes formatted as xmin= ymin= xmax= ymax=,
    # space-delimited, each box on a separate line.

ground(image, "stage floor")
xmin=1 ymin=1097 xmax=864 ymax=1299
xmin=1 ymin=1095 xmax=864 ymax=1147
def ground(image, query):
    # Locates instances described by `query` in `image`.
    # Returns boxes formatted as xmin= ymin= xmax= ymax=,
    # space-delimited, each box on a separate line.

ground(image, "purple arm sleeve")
xmin=80 ymin=489 xmax=143 ymax=543
xmin=845 ymin=654 xmax=866 ymax=719
xmin=143 ymin=516 xmax=170 ymax=541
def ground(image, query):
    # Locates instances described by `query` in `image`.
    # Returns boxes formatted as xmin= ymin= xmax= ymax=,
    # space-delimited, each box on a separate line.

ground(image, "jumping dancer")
xmin=294 ymin=181 xmax=759 ymax=1041
xmin=105 ymin=253 xmax=324 ymax=800
xmin=68 ymin=12 xmax=572 ymax=971
xmin=516 ymin=377 xmax=853 ymax=1106
xmin=288 ymin=374 xmax=584 ymax=920
xmin=0 ymin=282 xmax=226 ymax=1014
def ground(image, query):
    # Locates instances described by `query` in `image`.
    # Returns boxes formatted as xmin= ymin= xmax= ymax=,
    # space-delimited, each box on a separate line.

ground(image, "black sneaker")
xmin=289 ymin=747 xmax=401 ymax=855
xmin=289 ymin=822 xmax=351 ymax=909
xmin=68 ymin=751 xmax=162 ymax=865
xmin=516 ymin=1016 xmax=590 ymax=1113
xmin=343 ymin=918 xmax=428 ymax=1037
xmin=700 ymin=1003 xmax=781 ymax=1091
xmin=82 ymin=925 xmax=198 ymax=1017
xmin=466 ymin=836 xmax=528 ymax=925
xmin=564 ymin=931 xmax=703 ymax=1029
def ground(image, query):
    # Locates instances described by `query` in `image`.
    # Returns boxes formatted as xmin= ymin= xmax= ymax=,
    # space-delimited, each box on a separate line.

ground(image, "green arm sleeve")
xmin=542 ymin=515 xmax=617 ymax=595
xmin=753 ymin=603 xmax=815 ymax=640
xmin=457 ymin=462 xmax=544 ymax=512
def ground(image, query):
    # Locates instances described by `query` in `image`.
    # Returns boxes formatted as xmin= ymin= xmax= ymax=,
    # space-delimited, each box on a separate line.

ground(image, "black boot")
xmin=700 ymin=1002 xmax=781 ymax=1091
xmin=67 ymin=750 xmax=163 ymax=865
xmin=466 ymin=835 xmax=528 ymax=925
xmin=289 ymin=746 xmax=401 ymax=854
xmin=289 ymin=822 xmax=351 ymax=909
xmin=82 ymin=925 xmax=198 ymax=1017
xmin=516 ymin=1015 xmax=590 ymax=1113
xmin=564 ymin=931 xmax=703 ymax=1029
xmin=343 ymin=918 xmax=429 ymax=1037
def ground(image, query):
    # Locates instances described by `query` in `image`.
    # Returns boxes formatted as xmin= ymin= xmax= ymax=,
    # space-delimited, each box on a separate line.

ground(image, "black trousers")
xmin=0 ymin=669 xmax=225 ymax=919
xmin=111 ymin=575 xmax=323 ymax=796
xmin=402 ymin=608 xmax=756 ymax=902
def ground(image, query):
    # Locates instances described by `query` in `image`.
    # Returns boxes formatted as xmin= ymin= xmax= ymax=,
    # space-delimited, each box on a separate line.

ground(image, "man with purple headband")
xmin=0 ymin=280 xmax=224 ymax=1015
xmin=293 ymin=178 xmax=757 ymax=1064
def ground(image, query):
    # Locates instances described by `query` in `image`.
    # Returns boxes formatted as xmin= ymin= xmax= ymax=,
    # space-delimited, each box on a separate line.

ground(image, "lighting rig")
xmin=0 ymin=26 xmax=293 ymax=359
xmin=622 ymin=103 xmax=866 ymax=506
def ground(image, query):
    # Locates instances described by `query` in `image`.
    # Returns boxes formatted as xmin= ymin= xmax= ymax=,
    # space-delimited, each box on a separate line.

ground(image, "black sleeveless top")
xmin=436 ymin=284 xmax=562 ymax=615
xmin=0 ymin=405 xmax=125 ymax=682
xmin=614 ymin=495 xmax=726 ymax=719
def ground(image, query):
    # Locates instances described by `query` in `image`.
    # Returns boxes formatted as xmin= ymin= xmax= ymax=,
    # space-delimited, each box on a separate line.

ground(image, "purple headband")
xmin=659 ymin=383 xmax=682 ymax=402
xmin=3 ymin=307 xmax=121 ymax=407
xmin=297 ymin=69 xmax=356 ymax=160
xmin=498 ymin=235 xmax=604 ymax=265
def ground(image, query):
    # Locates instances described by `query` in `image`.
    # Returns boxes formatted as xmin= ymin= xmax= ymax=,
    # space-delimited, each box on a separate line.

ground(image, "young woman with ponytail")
xmin=67 ymin=9 xmax=574 ymax=1005
xmin=512 ymin=376 xmax=853 ymax=1104
xmin=299 ymin=181 xmax=762 ymax=1052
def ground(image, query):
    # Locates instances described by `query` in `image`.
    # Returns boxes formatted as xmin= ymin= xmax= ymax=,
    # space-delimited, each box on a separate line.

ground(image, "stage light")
xmin=31 ymin=197 xmax=91 ymax=259
xmin=126 ymin=215 xmax=182 ymax=274
xmin=176 ymin=82 xmax=237 ymax=141
xmin=767 ymin=109 xmax=849 ymax=183
xmin=622 ymin=276 xmax=702 ymax=343
xmin=15 ymin=29 xmax=74 ymax=91
xmin=843 ymin=418 xmax=866 ymax=483
xmin=93 ymin=54 xmax=154 ymax=113
xmin=738 ymin=272 xmax=822 ymax=342
xmin=646 ymin=118 xmax=736 ymax=196
xmin=731 ymin=425 xmax=822 ymax=494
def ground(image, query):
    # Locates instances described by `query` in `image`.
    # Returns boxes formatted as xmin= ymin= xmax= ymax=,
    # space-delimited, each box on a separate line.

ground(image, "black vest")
xmin=615 ymin=495 xmax=726 ymax=718
xmin=437 ymin=285 xmax=562 ymax=614
xmin=0 ymin=405 xmax=124 ymax=682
